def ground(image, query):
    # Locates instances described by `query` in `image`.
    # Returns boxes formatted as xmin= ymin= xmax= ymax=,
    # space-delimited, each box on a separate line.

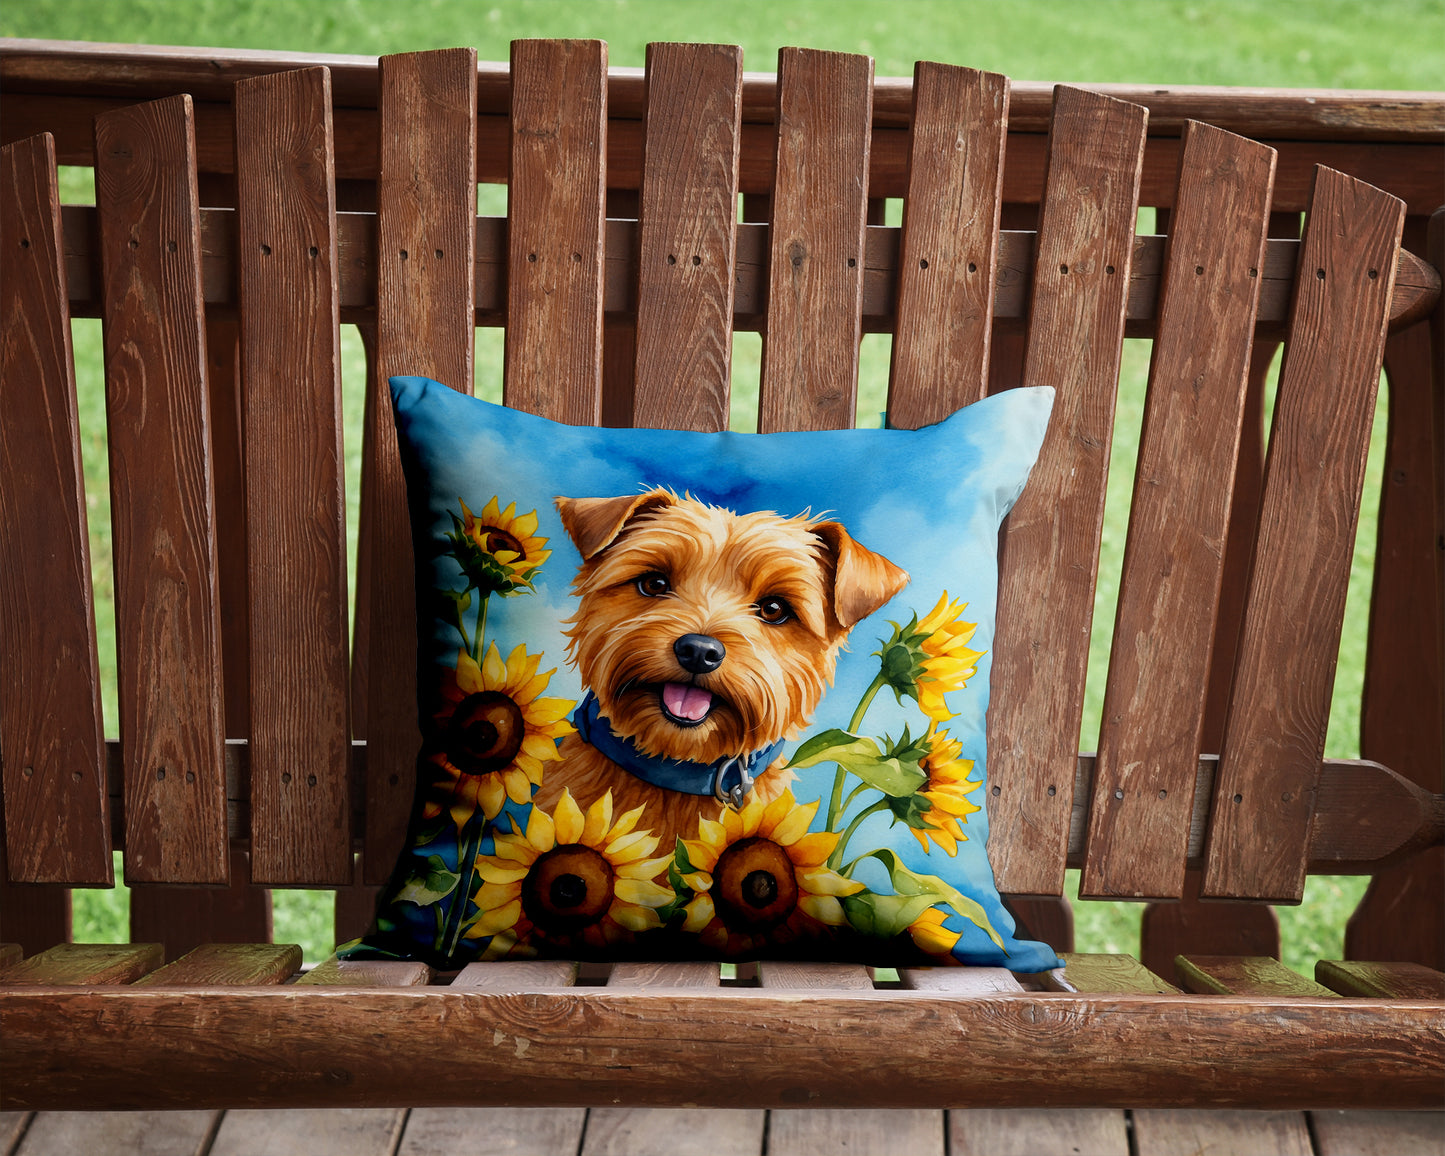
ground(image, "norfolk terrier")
xmin=533 ymin=488 xmax=909 ymax=853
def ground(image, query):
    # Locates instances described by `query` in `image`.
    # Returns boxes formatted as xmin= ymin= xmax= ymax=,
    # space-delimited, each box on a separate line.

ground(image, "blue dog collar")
xmin=571 ymin=691 xmax=785 ymax=809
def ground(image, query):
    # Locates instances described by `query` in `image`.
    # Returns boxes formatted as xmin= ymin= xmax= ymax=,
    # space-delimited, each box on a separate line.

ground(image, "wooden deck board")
xmin=14 ymin=1111 xmax=219 ymax=1156
xmin=399 ymin=1108 xmax=586 ymax=1156
xmin=208 ymin=1109 xmax=404 ymax=1156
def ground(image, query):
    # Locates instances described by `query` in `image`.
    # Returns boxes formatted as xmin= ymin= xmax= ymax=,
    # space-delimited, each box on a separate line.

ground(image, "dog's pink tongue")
xmin=663 ymin=682 xmax=713 ymax=722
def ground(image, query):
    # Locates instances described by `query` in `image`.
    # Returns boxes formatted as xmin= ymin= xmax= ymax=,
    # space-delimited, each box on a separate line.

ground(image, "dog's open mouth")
xmin=659 ymin=682 xmax=715 ymax=727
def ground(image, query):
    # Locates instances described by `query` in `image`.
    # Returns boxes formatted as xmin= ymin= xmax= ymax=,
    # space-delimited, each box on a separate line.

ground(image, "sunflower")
xmin=450 ymin=496 xmax=552 ymax=597
xmin=908 ymin=729 xmax=983 ymax=857
xmin=424 ymin=643 xmax=574 ymax=822
xmin=908 ymin=906 xmax=963 ymax=957
xmin=466 ymin=789 xmax=674 ymax=958
xmin=914 ymin=593 xmax=985 ymax=725
xmin=677 ymin=790 xmax=864 ymax=954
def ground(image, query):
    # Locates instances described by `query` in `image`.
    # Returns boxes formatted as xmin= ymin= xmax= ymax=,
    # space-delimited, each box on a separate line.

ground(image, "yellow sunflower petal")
xmin=454 ymin=649 xmax=485 ymax=695
xmin=682 ymin=893 xmax=715 ymax=933
xmin=504 ymin=643 xmax=530 ymax=684
xmin=757 ymin=790 xmax=795 ymax=839
xmin=491 ymin=831 xmax=538 ymax=864
xmin=469 ymin=898 xmax=523 ymax=937
xmin=582 ymin=792 xmax=614 ymax=846
xmin=614 ymin=878 xmax=675 ymax=907
xmin=720 ymin=806 xmax=743 ymax=841
xmin=606 ymin=829 xmax=659 ymax=863
xmin=799 ymin=868 xmax=866 ymax=897
xmin=611 ymin=904 xmax=663 ymax=932
xmin=482 ymin=642 xmax=507 ymax=688
xmin=614 ymin=854 xmax=673 ymax=881
xmin=476 ymin=775 xmax=507 ymax=819
xmin=504 ymin=768 xmax=534 ymax=805
xmin=693 ymin=818 xmax=728 ymax=859
xmin=526 ymin=805 xmax=556 ymax=852
xmin=513 ymin=509 xmax=539 ymax=538
xmin=609 ymin=803 xmax=647 ymax=841
xmin=474 ymin=880 xmax=522 ymax=909
xmin=785 ymin=831 xmax=838 ymax=868
xmin=549 ymin=789 xmax=584 ymax=845
xmin=479 ymin=496 xmax=501 ymax=523
xmin=680 ymin=870 xmax=713 ymax=892
xmin=797 ymin=894 xmax=848 ymax=925
xmin=680 ymin=839 xmax=719 ymax=872
xmin=476 ymin=860 xmax=530 ymax=884
xmin=525 ymin=698 xmax=575 ymax=727
xmin=767 ymin=800 xmax=817 ymax=848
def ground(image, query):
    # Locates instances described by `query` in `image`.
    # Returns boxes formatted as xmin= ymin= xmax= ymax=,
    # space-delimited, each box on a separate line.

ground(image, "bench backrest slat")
xmin=0 ymin=132 xmax=111 ymax=885
xmin=93 ymin=94 xmax=229 ymax=884
xmin=757 ymin=48 xmax=874 ymax=434
xmin=887 ymin=63 xmax=1008 ymax=427
xmin=987 ymin=87 xmax=1149 ymax=897
xmin=362 ymin=48 xmax=479 ymax=882
xmin=631 ymin=42 xmax=743 ymax=433
xmin=1204 ymin=166 xmax=1407 ymax=904
xmin=234 ymin=66 xmax=352 ymax=885
xmin=503 ymin=39 xmax=608 ymax=424
xmin=1081 ymin=121 xmax=1277 ymax=901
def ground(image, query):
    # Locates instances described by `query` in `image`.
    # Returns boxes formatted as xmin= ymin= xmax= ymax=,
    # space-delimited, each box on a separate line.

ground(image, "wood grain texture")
xmin=14 ymin=1110 xmax=219 ymax=1156
xmin=631 ymin=43 xmax=741 ymax=432
xmin=362 ymin=49 xmax=478 ymax=884
xmin=128 ymin=846 xmax=271 ymax=961
xmin=297 ymin=955 xmax=432 ymax=987
xmin=209 ymin=1109 xmax=404 ymax=1156
xmin=451 ymin=960 xmax=579 ymax=988
xmin=504 ymin=39 xmax=607 ymax=424
xmin=888 ymin=64 xmax=1009 ymax=427
xmin=1204 ymin=167 xmax=1407 ymax=902
xmin=1316 ymin=959 xmax=1445 ymax=999
xmin=608 ymin=961 xmax=720 ymax=988
xmin=401 ymin=1108 xmax=587 ymax=1156
xmin=93 ymin=94 xmax=228 ymax=885
xmin=233 ymin=67 xmax=352 ymax=885
xmin=1176 ymin=955 xmax=1337 ymax=997
xmin=757 ymin=48 xmax=873 ymax=434
xmin=1132 ymin=1110 xmax=1313 ymax=1156
xmin=132 ymin=942 xmax=301 ymax=986
xmin=2 ymin=987 xmax=1442 ymax=1110
xmin=899 ymin=967 xmax=1024 ymax=993
xmin=1056 ymin=953 xmax=1181 ymax=994
xmin=1311 ymin=1110 xmax=1445 ymax=1156
xmin=986 ymin=87 xmax=1148 ymax=896
xmin=0 ymin=132 xmax=110 ymax=885
xmin=768 ymin=1110 xmax=943 ymax=1156
xmin=951 ymin=1109 xmax=1129 ymax=1156
xmin=584 ymin=1108 xmax=763 ymax=1156
xmin=1083 ymin=123 xmax=1275 ymax=900
xmin=1 ymin=1112 xmax=31 ymax=1154
xmin=757 ymin=961 xmax=872 ymax=990
xmin=0 ymin=942 xmax=161 ymax=985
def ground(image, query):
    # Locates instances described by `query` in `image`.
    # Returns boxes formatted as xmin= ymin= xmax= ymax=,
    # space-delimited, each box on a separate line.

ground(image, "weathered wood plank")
xmin=1084 ymin=122 xmax=1275 ymax=901
xmin=0 ymin=1112 xmax=31 ymax=1153
xmin=1176 ymin=955 xmax=1337 ymax=997
xmin=233 ymin=67 xmax=352 ymax=885
xmin=128 ymin=846 xmax=272 ymax=962
xmin=769 ymin=1110 xmax=943 ymax=1156
xmin=951 ymin=1109 xmax=1129 ymax=1156
xmin=608 ymin=962 xmax=720 ymax=988
xmin=757 ymin=961 xmax=873 ymax=990
xmin=1204 ymin=167 xmax=1407 ymax=902
xmin=888 ymin=63 xmax=1009 ymax=427
xmin=400 ymin=1108 xmax=587 ymax=1156
xmin=0 ymin=942 xmax=162 ymax=985
xmin=1140 ymin=870 xmax=1280 ymax=982
xmin=1132 ymin=1110 xmax=1313 ymax=1156
xmin=757 ymin=48 xmax=872 ymax=433
xmin=1311 ymin=1110 xmax=1445 ymax=1156
xmin=362 ymin=48 xmax=478 ymax=885
xmin=504 ymin=38 xmax=606 ymax=424
xmin=209 ymin=1109 xmax=404 ymax=1156
xmin=584 ymin=1109 xmax=763 ymax=1156
xmin=1052 ymin=953 xmax=1181 ymax=994
xmin=0 ymin=132 xmax=110 ymax=885
xmin=132 ymin=942 xmax=301 ymax=986
xmin=631 ymin=42 xmax=741 ymax=432
xmin=14 ymin=1110 xmax=219 ymax=1156
xmin=1316 ymin=960 xmax=1445 ymax=999
xmin=297 ymin=955 xmax=432 ymax=987
xmin=93 ymin=94 xmax=229 ymax=886
xmin=3 ymin=988 xmax=1441 ymax=1110
xmin=987 ymin=87 xmax=1148 ymax=896
xmin=451 ymin=960 xmax=579 ymax=989
xmin=899 ymin=967 xmax=1024 ymax=993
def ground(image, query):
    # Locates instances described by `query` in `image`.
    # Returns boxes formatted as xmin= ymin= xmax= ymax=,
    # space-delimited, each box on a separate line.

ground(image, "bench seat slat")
xmin=1316 ymin=960 xmax=1445 ymax=1000
xmin=1204 ymin=167 xmax=1407 ymax=903
xmin=234 ymin=67 xmax=352 ymax=886
xmin=297 ymin=954 xmax=432 ymax=987
xmin=93 ymin=94 xmax=229 ymax=886
xmin=631 ymin=42 xmax=742 ymax=433
xmin=0 ymin=942 xmax=162 ymax=985
xmin=1048 ymin=952 xmax=1181 ymax=994
xmin=987 ymin=87 xmax=1148 ymax=897
xmin=1083 ymin=122 xmax=1276 ymax=901
xmin=887 ymin=63 xmax=1008 ymax=427
xmin=1176 ymin=955 xmax=1337 ymax=997
xmin=0 ymin=133 xmax=111 ymax=886
xmin=360 ymin=48 xmax=479 ymax=884
xmin=757 ymin=48 xmax=873 ymax=434
xmin=132 ymin=942 xmax=301 ymax=987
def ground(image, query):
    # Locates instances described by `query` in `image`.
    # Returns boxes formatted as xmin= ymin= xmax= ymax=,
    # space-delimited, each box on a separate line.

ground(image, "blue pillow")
xmin=349 ymin=377 xmax=1061 ymax=973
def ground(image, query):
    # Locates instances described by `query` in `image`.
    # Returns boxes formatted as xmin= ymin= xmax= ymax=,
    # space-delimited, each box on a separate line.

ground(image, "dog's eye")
xmin=756 ymin=596 xmax=793 ymax=625
xmin=636 ymin=572 xmax=671 ymax=598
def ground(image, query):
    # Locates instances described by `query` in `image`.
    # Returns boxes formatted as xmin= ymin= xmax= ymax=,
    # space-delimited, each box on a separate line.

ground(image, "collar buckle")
xmin=712 ymin=755 xmax=755 ymax=810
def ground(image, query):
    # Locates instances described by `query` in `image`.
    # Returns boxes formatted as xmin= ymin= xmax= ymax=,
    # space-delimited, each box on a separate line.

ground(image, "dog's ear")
xmin=811 ymin=522 xmax=910 ymax=629
xmin=555 ymin=489 xmax=676 ymax=560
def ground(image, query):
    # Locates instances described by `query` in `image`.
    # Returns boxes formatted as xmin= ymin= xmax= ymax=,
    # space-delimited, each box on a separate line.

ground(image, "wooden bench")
xmin=1 ymin=37 xmax=1442 ymax=1135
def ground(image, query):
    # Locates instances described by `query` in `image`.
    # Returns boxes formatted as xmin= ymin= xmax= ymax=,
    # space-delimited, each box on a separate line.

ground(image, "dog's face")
xmin=556 ymin=490 xmax=909 ymax=764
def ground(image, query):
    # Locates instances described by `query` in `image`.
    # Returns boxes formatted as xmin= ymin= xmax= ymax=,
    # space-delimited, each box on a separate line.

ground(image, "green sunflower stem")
xmin=452 ymin=592 xmax=474 ymax=658
xmin=829 ymin=797 xmax=890 ymax=871
xmin=825 ymin=674 xmax=888 ymax=833
xmin=439 ymin=808 xmax=487 ymax=960
xmin=471 ymin=593 xmax=491 ymax=664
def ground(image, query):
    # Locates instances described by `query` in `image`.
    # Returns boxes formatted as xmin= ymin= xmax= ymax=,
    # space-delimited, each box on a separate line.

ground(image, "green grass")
xmin=22 ymin=0 xmax=1438 ymax=969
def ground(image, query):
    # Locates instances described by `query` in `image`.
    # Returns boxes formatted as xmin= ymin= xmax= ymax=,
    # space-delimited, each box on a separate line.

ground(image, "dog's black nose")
xmin=675 ymin=633 xmax=725 ymax=674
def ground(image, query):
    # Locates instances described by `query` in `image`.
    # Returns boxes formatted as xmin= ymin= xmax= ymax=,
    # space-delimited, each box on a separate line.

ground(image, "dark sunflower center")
xmin=444 ymin=690 xmax=525 ymax=776
xmin=713 ymin=837 xmax=798 ymax=934
xmin=521 ymin=845 xmax=615 ymax=935
xmin=483 ymin=527 xmax=526 ymax=557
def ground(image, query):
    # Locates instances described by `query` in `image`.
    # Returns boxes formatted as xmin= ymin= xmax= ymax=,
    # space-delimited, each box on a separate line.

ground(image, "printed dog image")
xmin=534 ymin=488 xmax=909 ymax=853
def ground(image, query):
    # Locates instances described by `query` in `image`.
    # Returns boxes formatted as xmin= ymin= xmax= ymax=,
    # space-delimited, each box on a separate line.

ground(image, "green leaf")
xmin=842 ymin=890 xmax=944 ymax=938
xmin=787 ymin=729 xmax=927 ymax=798
xmin=856 ymin=848 xmax=1005 ymax=952
xmin=393 ymin=854 xmax=461 ymax=907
